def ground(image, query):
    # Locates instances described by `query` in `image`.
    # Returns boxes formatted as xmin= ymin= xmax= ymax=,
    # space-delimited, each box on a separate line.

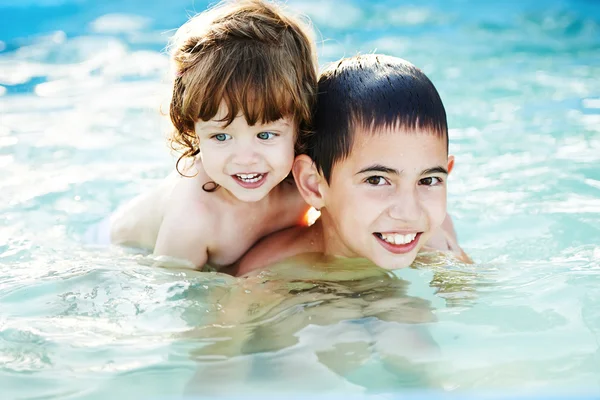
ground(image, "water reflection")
xmin=183 ymin=256 xmax=442 ymax=395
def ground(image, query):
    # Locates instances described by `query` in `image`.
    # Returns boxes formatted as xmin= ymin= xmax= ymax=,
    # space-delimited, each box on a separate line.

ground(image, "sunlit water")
xmin=1 ymin=0 xmax=600 ymax=398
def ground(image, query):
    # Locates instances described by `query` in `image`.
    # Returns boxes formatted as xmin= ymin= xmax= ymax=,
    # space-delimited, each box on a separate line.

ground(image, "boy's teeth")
xmin=379 ymin=232 xmax=417 ymax=245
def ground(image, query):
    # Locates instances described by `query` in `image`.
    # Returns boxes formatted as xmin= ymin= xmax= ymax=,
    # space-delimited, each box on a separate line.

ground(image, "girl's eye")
xmin=365 ymin=176 xmax=388 ymax=186
xmin=213 ymin=133 xmax=231 ymax=142
xmin=419 ymin=176 xmax=443 ymax=186
xmin=257 ymin=131 xmax=277 ymax=140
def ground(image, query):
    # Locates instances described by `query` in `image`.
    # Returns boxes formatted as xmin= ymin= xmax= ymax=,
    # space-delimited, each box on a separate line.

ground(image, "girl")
xmin=99 ymin=0 xmax=318 ymax=270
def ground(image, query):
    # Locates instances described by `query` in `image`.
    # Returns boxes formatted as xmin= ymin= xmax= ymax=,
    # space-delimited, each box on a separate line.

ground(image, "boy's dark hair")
xmin=305 ymin=54 xmax=448 ymax=183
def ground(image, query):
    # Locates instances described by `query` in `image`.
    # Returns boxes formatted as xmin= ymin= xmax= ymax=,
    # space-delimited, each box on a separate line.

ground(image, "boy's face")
xmin=195 ymin=103 xmax=295 ymax=202
xmin=319 ymin=128 xmax=453 ymax=270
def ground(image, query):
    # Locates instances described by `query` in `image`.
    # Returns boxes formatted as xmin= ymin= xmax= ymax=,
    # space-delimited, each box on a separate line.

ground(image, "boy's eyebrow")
xmin=355 ymin=165 xmax=449 ymax=176
xmin=421 ymin=166 xmax=448 ymax=175
xmin=355 ymin=164 xmax=399 ymax=175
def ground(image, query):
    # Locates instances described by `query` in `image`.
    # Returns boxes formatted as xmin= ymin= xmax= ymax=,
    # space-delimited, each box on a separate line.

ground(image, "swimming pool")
xmin=1 ymin=0 xmax=599 ymax=398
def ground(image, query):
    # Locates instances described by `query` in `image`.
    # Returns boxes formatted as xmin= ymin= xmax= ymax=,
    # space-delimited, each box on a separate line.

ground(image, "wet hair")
xmin=304 ymin=54 xmax=448 ymax=184
xmin=168 ymin=0 xmax=318 ymax=176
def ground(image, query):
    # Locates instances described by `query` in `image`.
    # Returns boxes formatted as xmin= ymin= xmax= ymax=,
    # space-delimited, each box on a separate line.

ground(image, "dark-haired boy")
xmin=236 ymin=54 xmax=469 ymax=275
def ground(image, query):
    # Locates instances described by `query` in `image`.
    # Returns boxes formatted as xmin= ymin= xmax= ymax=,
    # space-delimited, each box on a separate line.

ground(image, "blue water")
xmin=1 ymin=0 xmax=600 ymax=398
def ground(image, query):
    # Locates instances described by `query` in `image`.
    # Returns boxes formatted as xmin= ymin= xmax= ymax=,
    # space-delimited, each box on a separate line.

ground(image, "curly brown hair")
xmin=168 ymin=0 xmax=318 ymax=176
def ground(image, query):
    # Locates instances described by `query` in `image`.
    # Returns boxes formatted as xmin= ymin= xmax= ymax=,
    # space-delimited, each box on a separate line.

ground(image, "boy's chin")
xmin=369 ymin=251 xmax=420 ymax=270
xmin=377 ymin=260 xmax=414 ymax=270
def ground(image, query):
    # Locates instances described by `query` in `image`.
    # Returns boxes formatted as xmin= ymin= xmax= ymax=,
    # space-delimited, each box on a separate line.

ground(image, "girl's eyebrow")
xmin=263 ymin=119 xmax=291 ymax=128
xmin=199 ymin=121 xmax=228 ymax=130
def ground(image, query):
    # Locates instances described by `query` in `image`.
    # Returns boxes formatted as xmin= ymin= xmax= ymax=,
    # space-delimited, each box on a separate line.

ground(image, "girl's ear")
xmin=292 ymin=155 xmax=326 ymax=210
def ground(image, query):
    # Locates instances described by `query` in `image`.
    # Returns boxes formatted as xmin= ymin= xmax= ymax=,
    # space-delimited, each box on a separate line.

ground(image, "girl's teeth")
xmin=379 ymin=233 xmax=417 ymax=245
xmin=236 ymin=173 xmax=262 ymax=183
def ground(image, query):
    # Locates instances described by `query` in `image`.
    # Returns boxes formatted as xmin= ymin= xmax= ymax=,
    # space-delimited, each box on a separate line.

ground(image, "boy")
xmin=184 ymin=55 xmax=463 ymax=392
xmin=237 ymin=54 xmax=469 ymax=275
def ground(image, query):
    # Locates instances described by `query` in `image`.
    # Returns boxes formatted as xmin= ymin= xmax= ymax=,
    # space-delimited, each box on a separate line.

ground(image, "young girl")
xmin=96 ymin=0 xmax=318 ymax=270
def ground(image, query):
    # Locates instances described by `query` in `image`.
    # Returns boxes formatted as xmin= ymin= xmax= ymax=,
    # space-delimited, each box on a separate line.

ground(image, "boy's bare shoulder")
xmin=423 ymin=214 xmax=473 ymax=264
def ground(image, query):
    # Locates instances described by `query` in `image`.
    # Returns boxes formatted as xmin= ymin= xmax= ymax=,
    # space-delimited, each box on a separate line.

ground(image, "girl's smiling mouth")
xmin=232 ymin=173 xmax=268 ymax=188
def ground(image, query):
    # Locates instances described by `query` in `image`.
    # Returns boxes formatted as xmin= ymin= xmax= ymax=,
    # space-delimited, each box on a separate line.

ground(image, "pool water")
xmin=1 ymin=0 xmax=600 ymax=398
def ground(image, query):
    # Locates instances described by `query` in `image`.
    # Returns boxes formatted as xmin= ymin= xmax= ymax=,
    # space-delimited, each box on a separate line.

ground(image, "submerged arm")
xmin=426 ymin=214 xmax=473 ymax=264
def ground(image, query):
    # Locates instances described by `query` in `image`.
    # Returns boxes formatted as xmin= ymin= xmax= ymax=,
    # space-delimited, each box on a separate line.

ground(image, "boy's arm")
xmin=235 ymin=221 xmax=323 ymax=276
xmin=153 ymin=204 xmax=210 ymax=269
xmin=439 ymin=214 xmax=473 ymax=264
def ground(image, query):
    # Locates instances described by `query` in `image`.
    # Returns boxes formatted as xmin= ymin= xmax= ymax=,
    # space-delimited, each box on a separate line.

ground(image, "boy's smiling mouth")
xmin=374 ymin=232 xmax=422 ymax=254
xmin=232 ymin=173 xmax=267 ymax=188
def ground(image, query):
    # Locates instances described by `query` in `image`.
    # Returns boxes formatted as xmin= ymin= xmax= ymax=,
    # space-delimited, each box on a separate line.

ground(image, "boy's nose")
xmin=387 ymin=190 xmax=422 ymax=222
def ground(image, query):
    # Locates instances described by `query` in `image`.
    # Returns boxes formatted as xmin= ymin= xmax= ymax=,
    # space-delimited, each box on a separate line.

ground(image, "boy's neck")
xmin=305 ymin=217 xmax=390 ymax=276
xmin=318 ymin=210 xmax=355 ymax=259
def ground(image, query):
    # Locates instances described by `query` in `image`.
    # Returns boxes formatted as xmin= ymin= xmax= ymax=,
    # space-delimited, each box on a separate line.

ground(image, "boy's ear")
xmin=447 ymin=155 xmax=455 ymax=175
xmin=292 ymin=154 xmax=326 ymax=210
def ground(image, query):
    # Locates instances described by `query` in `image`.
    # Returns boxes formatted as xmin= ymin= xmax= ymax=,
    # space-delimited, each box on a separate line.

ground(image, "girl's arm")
xmin=153 ymin=202 xmax=211 ymax=269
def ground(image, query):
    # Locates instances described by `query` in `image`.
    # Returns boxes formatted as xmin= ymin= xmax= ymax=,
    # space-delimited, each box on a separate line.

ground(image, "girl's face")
xmin=195 ymin=103 xmax=295 ymax=202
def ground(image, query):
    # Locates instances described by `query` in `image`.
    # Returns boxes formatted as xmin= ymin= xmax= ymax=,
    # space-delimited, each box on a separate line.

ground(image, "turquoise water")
xmin=1 ymin=0 xmax=600 ymax=398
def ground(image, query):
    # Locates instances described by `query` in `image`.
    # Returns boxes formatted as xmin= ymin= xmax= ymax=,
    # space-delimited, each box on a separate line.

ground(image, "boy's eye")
xmin=365 ymin=176 xmax=388 ymax=186
xmin=419 ymin=176 xmax=443 ymax=186
xmin=257 ymin=131 xmax=277 ymax=140
xmin=212 ymin=133 xmax=232 ymax=142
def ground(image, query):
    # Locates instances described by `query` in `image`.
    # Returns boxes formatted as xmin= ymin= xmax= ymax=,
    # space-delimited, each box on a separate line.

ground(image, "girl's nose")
xmin=231 ymin=142 xmax=261 ymax=167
